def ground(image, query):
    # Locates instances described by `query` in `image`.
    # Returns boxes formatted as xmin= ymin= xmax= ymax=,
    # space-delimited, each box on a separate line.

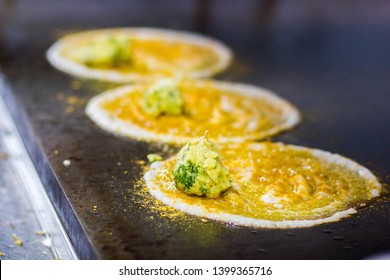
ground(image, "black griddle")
xmin=1 ymin=0 xmax=389 ymax=259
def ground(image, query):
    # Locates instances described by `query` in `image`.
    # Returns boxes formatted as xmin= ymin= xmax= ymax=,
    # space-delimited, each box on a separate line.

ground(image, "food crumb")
xmin=0 ymin=251 xmax=4 ymax=257
xmin=147 ymin=154 xmax=163 ymax=163
xmin=71 ymin=80 xmax=82 ymax=90
xmin=63 ymin=159 xmax=71 ymax=166
xmin=54 ymin=150 xmax=59 ymax=155
xmin=66 ymin=106 xmax=75 ymax=113
xmin=66 ymin=96 xmax=78 ymax=105
xmin=12 ymin=234 xmax=23 ymax=246
xmin=123 ymin=170 xmax=128 ymax=174
xmin=93 ymin=205 xmax=98 ymax=211
xmin=35 ymin=231 xmax=46 ymax=236
xmin=0 ymin=152 xmax=9 ymax=160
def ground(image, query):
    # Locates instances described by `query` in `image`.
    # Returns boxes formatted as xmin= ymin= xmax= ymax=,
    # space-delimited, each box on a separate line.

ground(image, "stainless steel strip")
xmin=0 ymin=78 xmax=77 ymax=260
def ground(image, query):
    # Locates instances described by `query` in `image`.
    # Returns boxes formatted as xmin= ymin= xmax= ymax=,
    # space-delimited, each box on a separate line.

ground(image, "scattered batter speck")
xmin=12 ymin=234 xmax=23 ymax=246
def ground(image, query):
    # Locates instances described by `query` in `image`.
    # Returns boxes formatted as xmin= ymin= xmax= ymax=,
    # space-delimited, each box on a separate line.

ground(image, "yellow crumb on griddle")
xmin=66 ymin=106 xmax=74 ymax=113
xmin=12 ymin=234 xmax=23 ymax=246
xmin=0 ymin=152 xmax=8 ymax=160
xmin=71 ymin=80 xmax=82 ymax=90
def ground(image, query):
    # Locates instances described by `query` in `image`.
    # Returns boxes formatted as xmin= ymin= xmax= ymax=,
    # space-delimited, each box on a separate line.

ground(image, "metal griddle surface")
xmin=1 ymin=0 xmax=389 ymax=259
